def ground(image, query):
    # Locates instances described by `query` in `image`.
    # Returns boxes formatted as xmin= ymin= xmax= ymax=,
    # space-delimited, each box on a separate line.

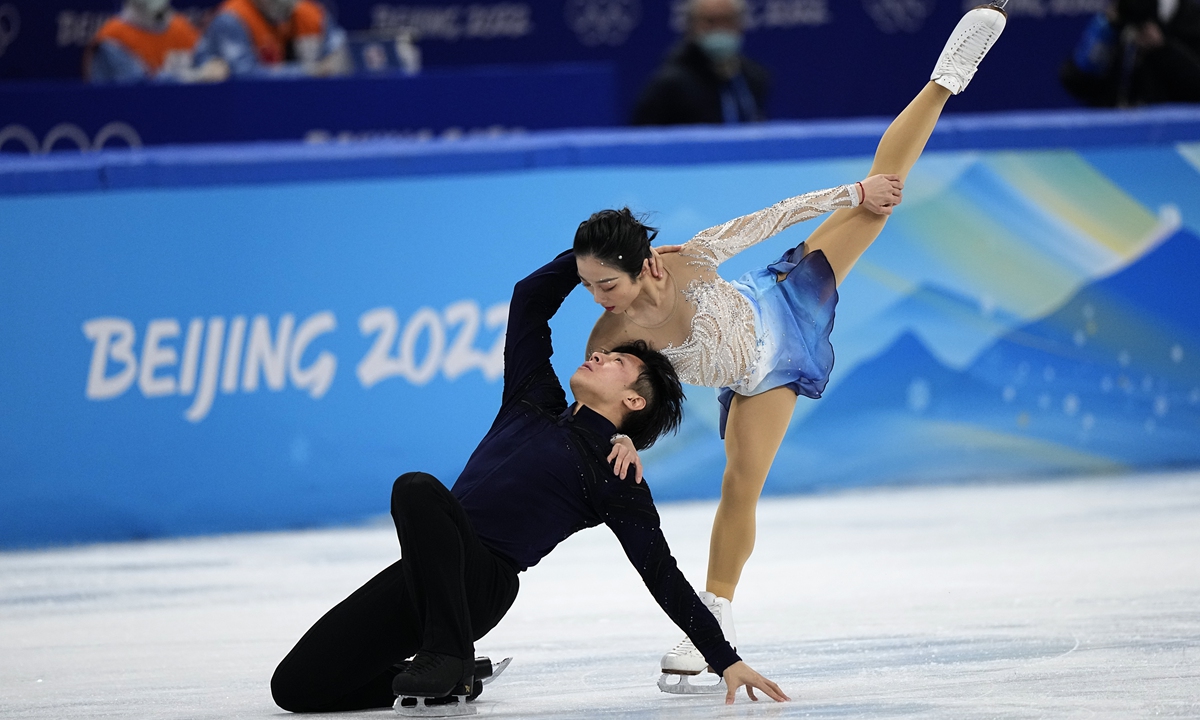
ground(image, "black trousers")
xmin=271 ymin=472 xmax=520 ymax=713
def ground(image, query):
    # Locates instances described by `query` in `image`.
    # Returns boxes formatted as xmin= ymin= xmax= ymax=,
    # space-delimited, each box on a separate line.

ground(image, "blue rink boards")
xmin=2 ymin=108 xmax=1200 ymax=548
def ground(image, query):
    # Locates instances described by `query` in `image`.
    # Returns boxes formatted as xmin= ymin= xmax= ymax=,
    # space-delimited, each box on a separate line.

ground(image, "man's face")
xmin=569 ymin=350 xmax=646 ymax=410
xmin=688 ymin=0 xmax=744 ymax=37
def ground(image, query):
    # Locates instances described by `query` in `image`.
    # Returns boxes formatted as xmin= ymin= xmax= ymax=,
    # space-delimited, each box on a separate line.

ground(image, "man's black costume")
xmin=271 ymin=251 xmax=739 ymax=712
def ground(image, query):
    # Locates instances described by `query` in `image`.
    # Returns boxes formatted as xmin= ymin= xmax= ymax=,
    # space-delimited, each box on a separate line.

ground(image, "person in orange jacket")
xmin=193 ymin=0 xmax=350 ymax=77
xmin=87 ymin=0 xmax=227 ymax=83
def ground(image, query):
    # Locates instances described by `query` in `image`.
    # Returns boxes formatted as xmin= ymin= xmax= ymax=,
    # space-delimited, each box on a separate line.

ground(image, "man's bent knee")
xmin=391 ymin=472 xmax=444 ymax=517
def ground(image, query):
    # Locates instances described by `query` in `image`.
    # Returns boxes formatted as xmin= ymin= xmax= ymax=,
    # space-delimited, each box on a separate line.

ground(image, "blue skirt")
xmin=717 ymin=243 xmax=838 ymax=438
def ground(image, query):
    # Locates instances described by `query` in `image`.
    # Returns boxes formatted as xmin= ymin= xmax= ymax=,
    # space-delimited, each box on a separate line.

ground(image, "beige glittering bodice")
xmin=660 ymin=184 xmax=857 ymax=390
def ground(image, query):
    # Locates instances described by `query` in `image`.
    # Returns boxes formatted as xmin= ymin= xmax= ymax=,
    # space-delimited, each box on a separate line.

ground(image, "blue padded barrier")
xmin=4 ymin=106 xmax=1200 ymax=196
xmin=2 ymin=107 xmax=1200 ymax=547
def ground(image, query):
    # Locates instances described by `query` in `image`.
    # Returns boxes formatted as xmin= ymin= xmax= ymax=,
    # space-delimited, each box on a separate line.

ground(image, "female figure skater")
xmin=574 ymin=3 xmax=1009 ymax=682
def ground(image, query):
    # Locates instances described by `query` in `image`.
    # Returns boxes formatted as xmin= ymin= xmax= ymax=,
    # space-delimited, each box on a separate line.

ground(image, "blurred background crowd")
xmin=0 ymin=0 xmax=1197 ymax=154
xmin=63 ymin=0 xmax=1200 ymax=108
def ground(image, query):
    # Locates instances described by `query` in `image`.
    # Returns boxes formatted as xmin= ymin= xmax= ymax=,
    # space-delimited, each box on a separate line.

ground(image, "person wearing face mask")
xmin=193 ymin=0 xmax=350 ymax=77
xmin=633 ymin=0 xmax=770 ymax=125
xmin=86 ymin=0 xmax=226 ymax=83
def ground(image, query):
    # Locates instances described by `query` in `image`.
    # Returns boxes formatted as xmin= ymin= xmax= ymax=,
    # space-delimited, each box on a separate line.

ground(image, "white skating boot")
xmin=657 ymin=592 xmax=736 ymax=695
xmin=930 ymin=2 xmax=1008 ymax=95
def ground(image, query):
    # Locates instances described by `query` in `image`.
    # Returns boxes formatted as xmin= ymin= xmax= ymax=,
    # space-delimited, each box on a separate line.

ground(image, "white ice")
xmin=3 ymin=472 xmax=1199 ymax=719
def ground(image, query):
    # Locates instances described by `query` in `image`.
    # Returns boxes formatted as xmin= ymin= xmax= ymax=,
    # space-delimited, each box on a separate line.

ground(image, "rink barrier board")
xmin=2 ymin=108 xmax=1200 ymax=548
xmin=4 ymin=106 xmax=1200 ymax=195
xmin=0 ymin=63 xmax=618 ymax=155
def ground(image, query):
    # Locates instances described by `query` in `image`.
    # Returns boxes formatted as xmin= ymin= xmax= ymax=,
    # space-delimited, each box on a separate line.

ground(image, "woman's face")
xmin=577 ymin=254 xmax=642 ymax=315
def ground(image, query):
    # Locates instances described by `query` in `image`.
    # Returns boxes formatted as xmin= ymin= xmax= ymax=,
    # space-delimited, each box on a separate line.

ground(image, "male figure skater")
xmin=270 ymin=251 xmax=788 ymax=713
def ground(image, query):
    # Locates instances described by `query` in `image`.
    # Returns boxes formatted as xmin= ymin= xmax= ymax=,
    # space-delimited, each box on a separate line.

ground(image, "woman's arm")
xmin=682 ymin=175 xmax=901 ymax=266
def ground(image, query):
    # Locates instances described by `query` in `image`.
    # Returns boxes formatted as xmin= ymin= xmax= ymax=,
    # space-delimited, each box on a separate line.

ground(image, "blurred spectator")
xmin=86 ymin=0 xmax=226 ymax=83
xmin=194 ymin=0 xmax=350 ymax=78
xmin=1062 ymin=0 xmax=1200 ymax=106
xmin=632 ymin=0 xmax=770 ymax=125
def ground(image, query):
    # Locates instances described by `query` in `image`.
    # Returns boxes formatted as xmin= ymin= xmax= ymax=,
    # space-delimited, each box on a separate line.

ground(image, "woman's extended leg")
xmin=802 ymin=81 xmax=951 ymax=285
xmin=803 ymin=1 xmax=1008 ymax=283
xmin=705 ymin=386 xmax=798 ymax=601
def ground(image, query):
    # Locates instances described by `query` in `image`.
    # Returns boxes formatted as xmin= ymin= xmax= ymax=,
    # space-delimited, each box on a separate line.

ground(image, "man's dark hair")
xmin=573 ymin=208 xmax=659 ymax=280
xmin=611 ymin=340 xmax=684 ymax=450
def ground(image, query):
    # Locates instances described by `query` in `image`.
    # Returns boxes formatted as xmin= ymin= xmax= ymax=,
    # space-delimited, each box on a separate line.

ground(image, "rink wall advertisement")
xmin=3 ymin=120 xmax=1200 ymax=547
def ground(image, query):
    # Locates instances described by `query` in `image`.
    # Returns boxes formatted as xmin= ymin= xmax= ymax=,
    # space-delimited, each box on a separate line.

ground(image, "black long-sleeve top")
xmin=451 ymin=250 xmax=741 ymax=675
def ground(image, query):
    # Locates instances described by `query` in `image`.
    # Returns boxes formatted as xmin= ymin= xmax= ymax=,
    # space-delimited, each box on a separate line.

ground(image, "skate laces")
xmin=403 ymin=652 xmax=445 ymax=677
xmin=669 ymin=636 xmax=700 ymax=656
xmin=944 ymin=16 xmax=999 ymax=74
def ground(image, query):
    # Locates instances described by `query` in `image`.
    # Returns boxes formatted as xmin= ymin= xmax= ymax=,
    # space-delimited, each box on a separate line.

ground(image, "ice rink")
xmin=4 ymin=472 xmax=1199 ymax=719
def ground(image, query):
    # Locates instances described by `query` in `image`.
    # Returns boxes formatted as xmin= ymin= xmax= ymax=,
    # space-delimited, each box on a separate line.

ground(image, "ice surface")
xmin=3 ymin=473 xmax=1199 ymax=719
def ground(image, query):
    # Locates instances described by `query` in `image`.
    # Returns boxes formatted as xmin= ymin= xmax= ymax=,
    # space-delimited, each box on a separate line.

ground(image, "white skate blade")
xmin=394 ymin=694 xmax=476 ymax=717
xmin=657 ymin=672 xmax=727 ymax=695
xmin=480 ymin=656 xmax=512 ymax=685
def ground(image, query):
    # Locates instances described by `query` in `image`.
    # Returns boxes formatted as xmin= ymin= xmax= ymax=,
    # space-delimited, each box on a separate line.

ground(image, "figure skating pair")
xmin=271 ymin=257 xmax=785 ymax=715
xmin=577 ymin=2 xmax=1009 ymax=694
xmin=269 ymin=3 xmax=1009 ymax=715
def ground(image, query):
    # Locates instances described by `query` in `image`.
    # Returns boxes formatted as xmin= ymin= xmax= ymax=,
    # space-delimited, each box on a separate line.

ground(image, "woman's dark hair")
xmin=573 ymin=207 xmax=659 ymax=279
xmin=611 ymin=340 xmax=684 ymax=450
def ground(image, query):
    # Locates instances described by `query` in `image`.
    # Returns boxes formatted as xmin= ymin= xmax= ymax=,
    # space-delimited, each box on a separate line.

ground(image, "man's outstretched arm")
xmin=502 ymin=250 xmax=579 ymax=406
xmin=597 ymin=478 xmax=787 ymax=701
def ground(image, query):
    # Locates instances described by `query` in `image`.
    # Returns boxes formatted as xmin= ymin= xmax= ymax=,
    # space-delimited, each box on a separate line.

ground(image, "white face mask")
xmin=697 ymin=30 xmax=743 ymax=62
xmin=130 ymin=0 xmax=170 ymax=16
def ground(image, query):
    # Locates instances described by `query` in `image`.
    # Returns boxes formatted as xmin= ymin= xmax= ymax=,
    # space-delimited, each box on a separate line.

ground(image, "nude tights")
xmin=706 ymin=82 xmax=952 ymax=601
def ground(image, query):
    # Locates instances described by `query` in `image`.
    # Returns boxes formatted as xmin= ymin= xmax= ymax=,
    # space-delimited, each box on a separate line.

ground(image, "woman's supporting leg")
xmin=706 ymin=386 xmax=798 ymax=601
xmin=705 ymin=87 xmax=951 ymax=601
xmin=804 ymin=82 xmax=951 ymax=285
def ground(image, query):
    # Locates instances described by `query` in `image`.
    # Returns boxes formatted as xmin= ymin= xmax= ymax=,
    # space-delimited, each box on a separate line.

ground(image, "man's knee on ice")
xmin=271 ymin=659 xmax=323 ymax=713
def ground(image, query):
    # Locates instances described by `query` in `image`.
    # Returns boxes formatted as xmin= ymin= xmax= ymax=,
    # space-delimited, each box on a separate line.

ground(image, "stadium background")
xmin=2 ymin=0 xmax=1199 ymax=549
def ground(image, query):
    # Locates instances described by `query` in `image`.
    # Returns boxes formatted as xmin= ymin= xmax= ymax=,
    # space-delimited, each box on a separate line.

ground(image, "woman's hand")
xmin=646 ymin=245 xmax=683 ymax=279
xmin=607 ymin=435 xmax=644 ymax=483
xmin=859 ymin=174 xmax=904 ymax=215
xmin=721 ymin=661 xmax=790 ymax=704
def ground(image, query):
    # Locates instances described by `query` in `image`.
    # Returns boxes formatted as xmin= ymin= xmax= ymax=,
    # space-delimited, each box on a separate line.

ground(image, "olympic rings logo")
xmin=0 ymin=122 xmax=144 ymax=154
xmin=564 ymin=0 xmax=641 ymax=47
xmin=0 ymin=4 xmax=19 ymax=58
xmin=862 ymin=0 xmax=936 ymax=33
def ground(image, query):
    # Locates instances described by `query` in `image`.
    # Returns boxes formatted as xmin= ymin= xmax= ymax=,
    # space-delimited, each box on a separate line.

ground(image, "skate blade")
xmin=394 ymin=694 xmax=477 ymax=717
xmin=480 ymin=656 xmax=512 ymax=686
xmin=657 ymin=672 xmax=727 ymax=695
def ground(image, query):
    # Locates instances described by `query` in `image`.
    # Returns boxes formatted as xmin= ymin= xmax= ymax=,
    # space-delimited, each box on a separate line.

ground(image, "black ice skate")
xmin=392 ymin=654 xmax=513 ymax=717
xmin=392 ymin=651 xmax=473 ymax=717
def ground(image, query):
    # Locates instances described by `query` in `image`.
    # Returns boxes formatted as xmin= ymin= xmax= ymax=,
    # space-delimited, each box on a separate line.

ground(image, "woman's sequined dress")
xmin=660 ymin=183 xmax=859 ymax=435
